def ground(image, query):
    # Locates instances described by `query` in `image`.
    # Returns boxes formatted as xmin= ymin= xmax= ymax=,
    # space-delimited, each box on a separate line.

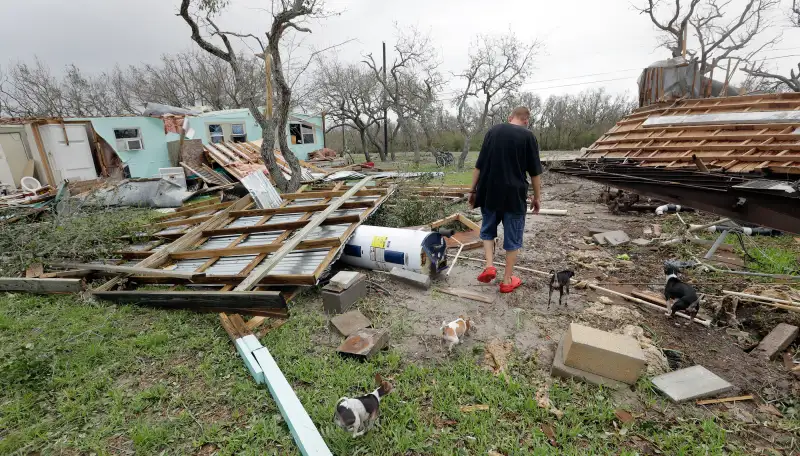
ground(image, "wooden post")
xmin=682 ymin=27 xmax=688 ymax=58
xmin=266 ymin=53 xmax=273 ymax=120
xmin=30 ymin=123 xmax=57 ymax=186
xmin=60 ymin=121 xmax=70 ymax=146
xmin=722 ymin=59 xmax=732 ymax=97
xmin=321 ymin=111 xmax=326 ymax=149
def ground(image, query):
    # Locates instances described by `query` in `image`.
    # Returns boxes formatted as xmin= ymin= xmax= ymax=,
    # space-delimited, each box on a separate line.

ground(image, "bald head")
xmin=508 ymin=106 xmax=530 ymax=126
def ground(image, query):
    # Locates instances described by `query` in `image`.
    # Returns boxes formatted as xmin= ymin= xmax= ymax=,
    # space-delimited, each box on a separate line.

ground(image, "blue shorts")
xmin=479 ymin=208 xmax=526 ymax=251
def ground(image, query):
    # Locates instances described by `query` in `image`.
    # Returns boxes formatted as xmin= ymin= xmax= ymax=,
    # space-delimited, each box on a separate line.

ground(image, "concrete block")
xmin=651 ymin=365 xmax=733 ymax=403
xmin=592 ymin=233 xmax=608 ymax=245
xmin=751 ymin=323 xmax=799 ymax=360
xmin=337 ymin=328 xmax=389 ymax=359
xmin=322 ymin=276 xmax=367 ymax=315
xmin=330 ymin=310 xmax=372 ymax=337
xmin=551 ymin=334 xmax=628 ymax=389
xmin=599 ymin=230 xmax=631 ymax=246
xmin=632 ymin=238 xmax=652 ymax=246
xmin=327 ymin=271 xmax=363 ymax=292
xmin=388 ymin=267 xmax=431 ymax=290
xmin=562 ymin=323 xmax=646 ymax=385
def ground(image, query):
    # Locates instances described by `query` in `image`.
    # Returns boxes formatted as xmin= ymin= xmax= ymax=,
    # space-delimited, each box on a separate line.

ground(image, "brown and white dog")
xmin=441 ymin=316 xmax=473 ymax=352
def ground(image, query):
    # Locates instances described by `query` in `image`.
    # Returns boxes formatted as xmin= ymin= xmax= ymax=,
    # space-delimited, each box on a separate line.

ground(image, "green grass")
xmin=0 ymin=291 xmax=769 ymax=455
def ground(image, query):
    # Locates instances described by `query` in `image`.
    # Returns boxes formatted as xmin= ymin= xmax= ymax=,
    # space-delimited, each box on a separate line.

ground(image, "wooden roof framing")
xmin=582 ymin=92 xmax=800 ymax=175
xmin=205 ymin=140 xmax=315 ymax=182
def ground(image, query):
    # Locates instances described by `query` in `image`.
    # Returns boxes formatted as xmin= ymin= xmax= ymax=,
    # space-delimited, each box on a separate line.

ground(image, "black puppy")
xmin=548 ymin=269 xmax=575 ymax=308
xmin=663 ymin=265 xmax=700 ymax=326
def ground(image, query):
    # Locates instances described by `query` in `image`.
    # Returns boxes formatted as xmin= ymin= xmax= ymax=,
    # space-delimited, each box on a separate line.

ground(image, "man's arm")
xmin=527 ymin=134 xmax=543 ymax=214
xmin=529 ymin=174 xmax=541 ymax=214
xmin=468 ymin=168 xmax=480 ymax=208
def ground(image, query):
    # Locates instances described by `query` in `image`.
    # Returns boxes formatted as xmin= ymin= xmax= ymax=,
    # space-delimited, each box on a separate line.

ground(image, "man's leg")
xmin=477 ymin=208 xmax=500 ymax=283
xmin=499 ymin=212 xmax=525 ymax=290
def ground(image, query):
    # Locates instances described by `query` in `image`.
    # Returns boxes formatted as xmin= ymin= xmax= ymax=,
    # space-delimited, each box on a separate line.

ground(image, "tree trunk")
xmin=458 ymin=134 xmax=471 ymax=169
xmin=359 ymin=129 xmax=371 ymax=162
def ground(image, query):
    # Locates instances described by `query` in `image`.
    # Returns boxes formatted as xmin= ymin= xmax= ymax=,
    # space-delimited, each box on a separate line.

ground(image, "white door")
xmin=39 ymin=124 xmax=97 ymax=183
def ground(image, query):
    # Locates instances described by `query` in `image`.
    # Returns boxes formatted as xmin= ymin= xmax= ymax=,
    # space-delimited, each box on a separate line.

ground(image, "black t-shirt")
xmin=474 ymin=123 xmax=542 ymax=214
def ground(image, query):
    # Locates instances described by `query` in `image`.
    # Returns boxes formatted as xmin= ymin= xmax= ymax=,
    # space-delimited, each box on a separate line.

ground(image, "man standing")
xmin=468 ymin=107 xmax=542 ymax=293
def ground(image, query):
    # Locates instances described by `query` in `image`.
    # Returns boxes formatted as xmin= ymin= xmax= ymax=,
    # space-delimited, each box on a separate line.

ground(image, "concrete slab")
xmin=322 ymin=276 xmax=367 ymax=315
xmin=651 ymin=365 xmax=733 ymax=403
xmin=327 ymin=271 xmax=363 ymax=292
xmin=750 ymin=323 xmax=799 ymax=360
xmin=389 ymin=267 xmax=431 ymax=290
xmin=551 ymin=334 xmax=628 ymax=389
xmin=592 ymin=233 xmax=609 ymax=246
xmin=600 ymin=230 xmax=631 ymax=246
xmin=337 ymin=328 xmax=389 ymax=359
xmin=563 ymin=323 xmax=646 ymax=384
xmin=632 ymin=238 xmax=652 ymax=246
xmin=330 ymin=310 xmax=372 ymax=337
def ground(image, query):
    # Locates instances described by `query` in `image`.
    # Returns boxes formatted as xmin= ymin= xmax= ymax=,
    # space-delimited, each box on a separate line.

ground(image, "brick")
xmin=337 ymin=328 xmax=389 ymax=359
xmin=751 ymin=323 xmax=799 ymax=360
xmin=551 ymin=334 xmax=628 ymax=389
xmin=652 ymin=365 xmax=733 ymax=402
xmin=327 ymin=271 xmax=363 ymax=292
xmin=330 ymin=310 xmax=372 ymax=337
xmin=322 ymin=276 xmax=367 ymax=315
xmin=388 ymin=267 xmax=431 ymax=290
xmin=562 ymin=323 xmax=646 ymax=385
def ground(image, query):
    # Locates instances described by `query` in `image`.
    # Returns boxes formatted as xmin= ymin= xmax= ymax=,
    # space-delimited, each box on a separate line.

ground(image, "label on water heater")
xmin=371 ymin=236 xmax=388 ymax=249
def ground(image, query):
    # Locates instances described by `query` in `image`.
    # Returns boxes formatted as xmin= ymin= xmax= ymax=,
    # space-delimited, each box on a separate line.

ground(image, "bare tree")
xmin=363 ymin=26 xmax=442 ymax=163
xmin=639 ymin=0 xmax=780 ymax=75
xmin=453 ymin=32 xmax=540 ymax=168
xmin=179 ymin=0 xmax=329 ymax=192
xmin=741 ymin=1 xmax=800 ymax=92
xmin=314 ymin=58 xmax=383 ymax=161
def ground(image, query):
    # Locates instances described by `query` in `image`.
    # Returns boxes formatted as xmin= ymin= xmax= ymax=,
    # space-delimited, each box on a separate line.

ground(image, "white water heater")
xmin=340 ymin=225 xmax=448 ymax=275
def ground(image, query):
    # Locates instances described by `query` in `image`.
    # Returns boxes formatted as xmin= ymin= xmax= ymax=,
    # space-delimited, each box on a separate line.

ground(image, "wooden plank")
xmin=235 ymin=177 xmax=374 ymax=291
xmin=92 ymin=291 xmax=286 ymax=309
xmin=153 ymin=215 xmax=213 ymax=229
xmin=696 ymin=395 xmax=754 ymax=405
xmin=439 ymin=287 xmax=494 ymax=303
xmin=169 ymin=237 xmax=341 ymax=260
xmin=30 ymin=123 xmax=56 ymax=186
xmin=155 ymin=202 xmax=231 ymax=221
xmin=230 ymin=200 xmax=375 ymax=217
xmin=457 ymin=214 xmax=482 ymax=232
xmin=0 ymin=277 xmax=82 ymax=293
xmin=201 ymin=214 xmax=360 ymax=237
xmin=52 ymin=262 xmax=205 ymax=280
xmin=280 ymin=188 xmax=385 ymax=200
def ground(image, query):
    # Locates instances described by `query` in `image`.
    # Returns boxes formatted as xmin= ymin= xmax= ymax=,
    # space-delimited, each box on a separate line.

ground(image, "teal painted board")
xmin=235 ymin=337 xmax=265 ymax=384
xmin=252 ymin=346 xmax=332 ymax=456
xmin=72 ymin=117 xmax=172 ymax=178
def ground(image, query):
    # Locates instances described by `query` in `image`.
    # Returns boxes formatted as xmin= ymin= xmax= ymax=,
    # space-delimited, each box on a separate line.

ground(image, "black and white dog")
xmin=664 ymin=265 xmax=700 ymax=326
xmin=548 ymin=269 xmax=575 ymax=308
xmin=333 ymin=374 xmax=393 ymax=437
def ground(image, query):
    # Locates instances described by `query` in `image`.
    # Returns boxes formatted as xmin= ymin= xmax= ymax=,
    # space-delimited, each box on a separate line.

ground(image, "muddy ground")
xmin=314 ymin=173 xmax=799 ymax=409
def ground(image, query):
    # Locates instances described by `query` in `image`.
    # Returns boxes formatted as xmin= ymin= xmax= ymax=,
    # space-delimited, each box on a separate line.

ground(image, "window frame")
xmin=230 ymin=123 xmax=247 ymax=143
xmin=289 ymin=121 xmax=316 ymax=145
xmin=207 ymin=124 xmax=224 ymax=144
xmin=112 ymin=127 xmax=144 ymax=151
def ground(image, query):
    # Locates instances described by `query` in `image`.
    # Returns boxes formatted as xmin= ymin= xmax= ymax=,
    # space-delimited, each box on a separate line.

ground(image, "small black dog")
xmin=663 ymin=265 xmax=700 ymax=326
xmin=548 ymin=269 xmax=575 ymax=308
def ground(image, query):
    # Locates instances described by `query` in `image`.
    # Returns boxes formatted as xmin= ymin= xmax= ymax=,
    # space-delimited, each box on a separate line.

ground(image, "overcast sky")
xmin=1 ymin=0 xmax=798 ymax=103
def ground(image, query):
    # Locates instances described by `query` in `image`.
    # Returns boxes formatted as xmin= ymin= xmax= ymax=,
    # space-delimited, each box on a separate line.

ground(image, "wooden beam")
xmin=235 ymin=177 xmax=374 ymax=291
xmin=170 ymin=237 xmax=342 ymax=260
xmin=30 ymin=123 xmax=56 ymax=186
xmin=279 ymin=188 xmax=385 ymax=200
xmin=92 ymin=291 xmax=286 ymax=309
xmin=439 ymin=287 xmax=494 ymax=303
xmin=696 ymin=395 xmax=753 ymax=405
xmin=156 ymin=201 xmax=232 ymax=220
xmin=201 ymin=214 xmax=360 ymax=237
xmin=51 ymin=262 xmax=205 ymax=280
xmin=153 ymin=215 xmax=213 ymax=229
xmin=230 ymin=200 xmax=375 ymax=217
xmin=0 ymin=277 xmax=82 ymax=293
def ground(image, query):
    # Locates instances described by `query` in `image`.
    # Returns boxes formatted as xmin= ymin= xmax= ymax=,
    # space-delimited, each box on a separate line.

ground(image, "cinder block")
xmin=388 ymin=267 xmax=431 ymax=289
xmin=652 ymin=365 xmax=733 ymax=402
xmin=751 ymin=323 xmax=799 ymax=360
xmin=322 ymin=276 xmax=367 ymax=315
xmin=562 ymin=323 xmax=646 ymax=385
xmin=328 ymin=271 xmax=364 ymax=292
xmin=551 ymin=334 xmax=628 ymax=389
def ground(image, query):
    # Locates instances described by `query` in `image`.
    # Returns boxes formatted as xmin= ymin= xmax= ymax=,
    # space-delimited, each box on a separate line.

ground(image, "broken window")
xmin=208 ymin=124 xmax=224 ymax=144
xmin=302 ymin=124 xmax=315 ymax=145
xmin=231 ymin=123 xmax=246 ymax=143
xmin=289 ymin=122 xmax=315 ymax=145
xmin=113 ymin=128 xmax=143 ymax=151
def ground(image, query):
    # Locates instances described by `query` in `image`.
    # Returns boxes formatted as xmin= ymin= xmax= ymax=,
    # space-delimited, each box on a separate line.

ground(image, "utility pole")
xmin=382 ymin=41 xmax=390 ymax=160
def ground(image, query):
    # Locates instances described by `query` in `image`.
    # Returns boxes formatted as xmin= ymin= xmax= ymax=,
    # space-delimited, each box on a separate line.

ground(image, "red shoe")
xmin=477 ymin=266 xmax=497 ymax=283
xmin=499 ymin=276 xmax=522 ymax=293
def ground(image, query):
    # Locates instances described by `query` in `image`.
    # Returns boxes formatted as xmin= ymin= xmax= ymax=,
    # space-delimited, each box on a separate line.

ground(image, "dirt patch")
xmin=107 ymin=435 xmax=135 ymax=455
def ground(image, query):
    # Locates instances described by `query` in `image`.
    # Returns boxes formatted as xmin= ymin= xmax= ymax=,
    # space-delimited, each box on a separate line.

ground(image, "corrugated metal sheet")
xmin=266 ymin=213 xmax=305 ymax=223
xmin=205 ymin=255 xmax=257 ymax=275
xmin=200 ymin=235 xmax=240 ymax=250
xmin=306 ymin=224 xmax=350 ymax=240
xmin=330 ymin=209 xmax=364 ymax=217
xmin=288 ymin=198 xmax=325 ymax=206
xmin=173 ymin=259 xmax=207 ymax=273
xmin=262 ymin=249 xmax=330 ymax=275
xmin=156 ymin=225 xmax=189 ymax=235
xmin=241 ymin=171 xmax=282 ymax=209
xmin=226 ymin=216 xmax=262 ymax=228
xmin=240 ymin=232 xmax=282 ymax=246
